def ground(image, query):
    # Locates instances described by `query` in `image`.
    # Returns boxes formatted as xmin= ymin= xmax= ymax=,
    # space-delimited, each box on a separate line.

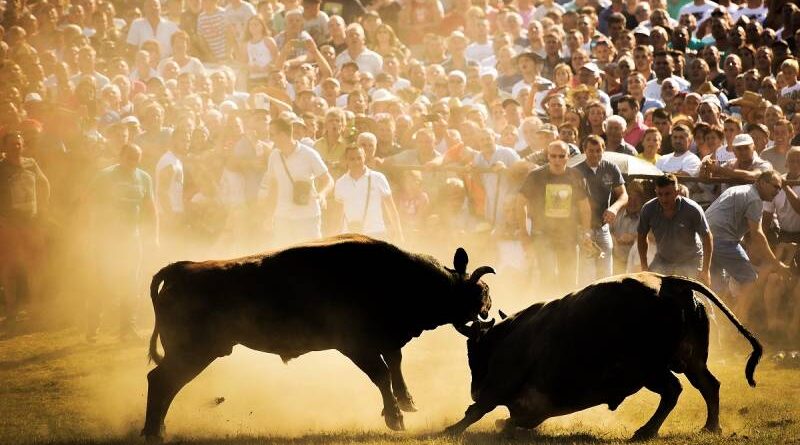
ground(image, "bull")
xmin=446 ymin=272 xmax=762 ymax=440
xmin=142 ymin=234 xmax=493 ymax=442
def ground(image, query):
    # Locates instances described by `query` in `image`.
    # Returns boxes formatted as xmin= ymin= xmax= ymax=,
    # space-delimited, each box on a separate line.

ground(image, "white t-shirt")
xmin=155 ymin=151 xmax=185 ymax=213
xmin=656 ymin=151 xmax=702 ymax=176
xmin=157 ymin=56 xmax=206 ymax=77
xmin=679 ymin=1 xmax=719 ymax=21
xmin=335 ymin=49 xmax=384 ymax=76
xmin=126 ymin=17 xmax=179 ymax=58
xmin=261 ymin=143 xmax=329 ymax=219
xmin=644 ymin=76 xmax=690 ymax=100
xmin=763 ymin=185 xmax=800 ymax=233
xmin=334 ymin=169 xmax=392 ymax=235
xmin=732 ymin=5 xmax=768 ymax=23
xmin=781 ymin=83 xmax=800 ymax=99
xmin=465 ymin=40 xmax=494 ymax=63
xmin=715 ymin=146 xmax=737 ymax=164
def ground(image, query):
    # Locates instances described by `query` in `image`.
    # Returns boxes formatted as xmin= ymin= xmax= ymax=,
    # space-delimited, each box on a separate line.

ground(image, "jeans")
xmin=710 ymin=239 xmax=758 ymax=294
xmin=579 ymin=224 xmax=614 ymax=285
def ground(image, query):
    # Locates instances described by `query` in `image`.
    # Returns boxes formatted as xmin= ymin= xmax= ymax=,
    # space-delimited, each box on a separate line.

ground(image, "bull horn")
xmin=453 ymin=323 xmax=472 ymax=338
xmin=498 ymin=310 xmax=508 ymax=320
xmin=469 ymin=266 xmax=495 ymax=284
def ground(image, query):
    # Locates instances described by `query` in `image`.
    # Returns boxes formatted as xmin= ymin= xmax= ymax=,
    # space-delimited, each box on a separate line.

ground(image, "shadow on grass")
xmin=32 ymin=430 xmax=620 ymax=445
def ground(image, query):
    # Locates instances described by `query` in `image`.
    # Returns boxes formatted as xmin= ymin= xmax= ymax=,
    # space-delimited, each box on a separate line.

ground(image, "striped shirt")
xmin=197 ymin=9 xmax=229 ymax=62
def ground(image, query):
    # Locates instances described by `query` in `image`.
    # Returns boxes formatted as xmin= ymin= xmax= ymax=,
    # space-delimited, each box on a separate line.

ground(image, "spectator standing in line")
xmin=575 ymin=135 xmax=628 ymax=283
xmin=705 ymin=170 xmax=788 ymax=323
xmin=471 ymin=128 xmax=522 ymax=227
xmin=656 ymin=123 xmax=702 ymax=176
xmin=516 ymin=141 xmax=591 ymax=294
xmin=334 ymin=145 xmax=403 ymax=240
xmin=638 ymin=173 xmax=713 ymax=283
xmin=126 ymin=0 xmax=179 ymax=58
xmin=260 ymin=114 xmax=332 ymax=247
xmin=86 ymin=144 xmax=158 ymax=342
xmin=197 ymin=0 xmax=233 ymax=63
xmin=0 ymin=131 xmax=50 ymax=334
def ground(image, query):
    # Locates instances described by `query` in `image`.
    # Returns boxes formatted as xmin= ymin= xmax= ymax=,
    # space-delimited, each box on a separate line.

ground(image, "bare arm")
xmin=382 ymin=194 xmax=404 ymax=242
xmin=605 ymin=183 xmax=629 ymax=224
xmin=699 ymin=230 xmax=713 ymax=282
xmin=710 ymin=163 xmax=764 ymax=181
xmin=637 ymin=232 xmax=650 ymax=271
xmin=782 ymin=184 xmax=800 ymax=216
xmin=315 ymin=171 xmax=334 ymax=200
xmin=747 ymin=217 xmax=781 ymax=268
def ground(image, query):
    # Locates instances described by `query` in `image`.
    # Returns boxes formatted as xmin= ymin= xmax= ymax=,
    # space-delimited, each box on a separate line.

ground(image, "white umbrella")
xmin=568 ymin=151 xmax=662 ymax=175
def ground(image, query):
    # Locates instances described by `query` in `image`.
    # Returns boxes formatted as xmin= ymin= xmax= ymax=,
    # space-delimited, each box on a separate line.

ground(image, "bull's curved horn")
xmin=453 ymin=323 xmax=472 ymax=338
xmin=498 ymin=310 xmax=508 ymax=320
xmin=469 ymin=266 xmax=495 ymax=283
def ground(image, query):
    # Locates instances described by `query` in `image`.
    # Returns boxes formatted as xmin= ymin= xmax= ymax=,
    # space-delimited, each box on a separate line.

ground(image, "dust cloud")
xmin=16 ymin=232 xmax=753 ymax=441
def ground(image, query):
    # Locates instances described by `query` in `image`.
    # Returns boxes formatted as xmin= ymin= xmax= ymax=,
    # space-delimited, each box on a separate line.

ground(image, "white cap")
xmin=371 ymin=88 xmax=399 ymax=103
xmin=479 ymin=67 xmax=498 ymax=79
xmin=24 ymin=93 xmax=43 ymax=103
xmin=732 ymin=133 xmax=754 ymax=147
xmin=120 ymin=115 xmax=141 ymax=126
xmin=581 ymin=62 xmax=602 ymax=74
xmin=448 ymin=70 xmax=467 ymax=82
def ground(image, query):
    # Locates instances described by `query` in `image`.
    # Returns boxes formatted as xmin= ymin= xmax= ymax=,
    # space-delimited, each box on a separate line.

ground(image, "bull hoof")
xmin=381 ymin=407 xmax=405 ymax=431
xmin=630 ymin=428 xmax=657 ymax=442
xmin=397 ymin=395 xmax=418 ymax=412
xmin=702 ymin=425 xmax=722 ymax=435
xmin=442 ymin=424 xmax=465 ymax=436
xmin=144 ymin=435 xmax=164 ymax=444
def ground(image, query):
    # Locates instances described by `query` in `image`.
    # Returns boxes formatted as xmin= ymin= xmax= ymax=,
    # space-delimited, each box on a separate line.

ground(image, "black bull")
xmin=447 ymin=273 xmax=762 ymax=440
xmin=142 ymin=235 xmax=493 ymax=442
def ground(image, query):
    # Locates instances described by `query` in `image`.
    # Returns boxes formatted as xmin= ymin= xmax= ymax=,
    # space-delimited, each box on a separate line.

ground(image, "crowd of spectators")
xmin=1 ymin=0 xmax=800 ymax=347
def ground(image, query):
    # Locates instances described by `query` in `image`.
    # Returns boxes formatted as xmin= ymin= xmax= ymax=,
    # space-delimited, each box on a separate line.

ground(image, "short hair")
xmin=643 ymin=127 xmax=662 ymax=139
xmin=757 ymin=170 xmax=781 ymax=185
xmin=617 ymin=95 xmax=639 ymax=111
xmin=724 ymin=116 xmax=742 ymax=128
xmin=651 ymin=108 xmax=671 ymax=121
xmin=655 ymin=173 xmax=679 ymax=189
xmin=604 ymin=115 xmax=627 ymax=131
xmin=774 ymin=118 xmax=795 ymax=135
xmin=548 ymin=140 xmax=569 ymax=153
xmin=781 ymin=58 xmax=799 ymax=72
xmin=581 ymin=134 xmax=605 ymax=151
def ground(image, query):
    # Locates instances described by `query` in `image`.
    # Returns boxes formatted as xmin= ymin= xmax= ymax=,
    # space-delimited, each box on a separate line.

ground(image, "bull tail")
xmin=675 ymin=277 xmax=763 ymax=387
xmin=148 ymin=267 xmax=167 ymax=365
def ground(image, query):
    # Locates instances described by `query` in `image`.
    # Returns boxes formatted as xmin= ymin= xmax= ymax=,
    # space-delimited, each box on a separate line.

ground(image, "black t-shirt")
xmin=575 ymin=160 xmax=625 ymax=228
xmin=519 ymin=166 xmax=588 ymax=239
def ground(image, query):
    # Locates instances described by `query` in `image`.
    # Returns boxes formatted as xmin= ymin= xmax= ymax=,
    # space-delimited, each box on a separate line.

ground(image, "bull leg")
xmin=383 ymin=349 xmax=417 ymax=412
xmin=685 ymin=366 xmax=721 ymax=434
xmin=631 ymin=371 xmax=682 ymax=441
xmin=443 ymin=401 xmax=497 ymax=435
xmin=142 ymin=354 xmax=215 ymax=443
xmin=344 ymin=350 xmax=404 ymax=431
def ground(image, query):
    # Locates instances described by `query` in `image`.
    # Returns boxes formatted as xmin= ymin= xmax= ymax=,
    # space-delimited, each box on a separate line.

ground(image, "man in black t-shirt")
xmin=516 ymin=141 xmax=592 ymax=294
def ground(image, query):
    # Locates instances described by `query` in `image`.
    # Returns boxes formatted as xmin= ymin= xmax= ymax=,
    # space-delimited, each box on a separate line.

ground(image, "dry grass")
xmin=1 ymin=323 xmax=798 ymax=445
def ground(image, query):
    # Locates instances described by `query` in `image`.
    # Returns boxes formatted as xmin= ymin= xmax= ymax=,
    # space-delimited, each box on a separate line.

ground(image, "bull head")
xmin=454 ymin=319 xmax=495 ymax=339
xmin=469 ymin=266 xmax=495 ymax=285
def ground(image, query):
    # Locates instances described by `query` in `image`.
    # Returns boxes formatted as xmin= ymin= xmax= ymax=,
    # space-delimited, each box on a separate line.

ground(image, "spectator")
xmin=604 ymin=115 xmax=638 ymax=155
xmin=126 ymin=0 xmax=179 ymax=58
xmin=705 ymin=170 xmax=788 ymax=323
xmin=638 ymin=173 xmax=713 ymax=283
xmin=575 ymin=135 xmax=628 ymax=283
xmin=516 ymin=141 xmax=591 ymax=293
xmin=656 ymin=124 xmax=702 ymax=176
xmin=334 ymin=145 xmax=402 ymax=240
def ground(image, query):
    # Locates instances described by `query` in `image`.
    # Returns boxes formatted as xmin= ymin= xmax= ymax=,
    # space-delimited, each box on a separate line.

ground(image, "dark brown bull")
xmin=447 ymin=273 xmax=762 ymax=440
xmin=143 ymin=235 xmax=493 ymax=443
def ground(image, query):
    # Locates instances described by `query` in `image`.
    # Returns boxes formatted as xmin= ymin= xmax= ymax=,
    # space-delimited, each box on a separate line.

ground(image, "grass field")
xmin=1 ymin=318 xmax=798 ymax=445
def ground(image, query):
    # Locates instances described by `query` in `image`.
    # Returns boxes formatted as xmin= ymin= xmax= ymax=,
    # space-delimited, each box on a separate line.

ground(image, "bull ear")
xmin=499 ymin=310 xmax=508 ymax=320
xmin=454 ymin=248 xmax=468 ymax=274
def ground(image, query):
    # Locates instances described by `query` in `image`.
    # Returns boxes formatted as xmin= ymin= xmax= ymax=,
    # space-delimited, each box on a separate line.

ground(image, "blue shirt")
xmin=575 ymin=159 xmax=624 ymax=228
xmin=638 ymin=196 xmax=710 ymax=264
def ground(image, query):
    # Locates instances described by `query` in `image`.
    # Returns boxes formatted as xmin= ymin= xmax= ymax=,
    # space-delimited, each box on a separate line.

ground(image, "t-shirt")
xmin=732 ymin=5 xmax=767 ymax=23
xmin=473 ymin=146 xmax=521 ymax=225
xmin=0 ymin=158 xmax=47 ymax=220
xmin=197 ymin=9 xmax=230 ymax=62
xmin=518 ymin=166 xmax=588 ymax=239
xmin=263 ymin=143 xmax=328 ymax=220
xmin=126 ymin=17 xmax=179 ymax=58
xmin=760 ymin=147 xmax=788 ymax=174
xmin=763 ymin=182 xmax=800 ymax=233
xmin=91 ymin=164 xmax=154 ymax=236
xmin=334 ymin=169 xmax=392 ymax=234
xmin=225 ymin=1 xmax=256 ymax=40
xmin=679 ymin=0 xmax=719 ymax=21
xmin=656 ymin=151 xmax=702 ymax=176
xmin=638 ymin=196 xmax=709 ymax=264
xmin=335 ymin=48 xmax=383 ymax=76
xmin=705 ymin=184 xmax=764 ymax=242
xmin=575 ymin=159 xmax=625 ymax=228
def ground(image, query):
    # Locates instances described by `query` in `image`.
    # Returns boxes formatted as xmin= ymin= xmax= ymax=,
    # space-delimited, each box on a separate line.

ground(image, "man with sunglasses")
xmin=516 ymin=141 xmax=591 ymax=294
xmin=705 ymin=169 xmax=788 ymax=323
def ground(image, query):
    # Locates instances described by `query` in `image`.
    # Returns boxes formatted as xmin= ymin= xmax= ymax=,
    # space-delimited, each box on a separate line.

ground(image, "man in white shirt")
xmin=645 ymin=52 xmax=690 ymax=100
xmin=334 ymin=146 xmax=403 ymax=240
xmin=465 ymin=17 xmax=494 ymax=63
xmin=471 ymin=128 xmax=522 ymax=226
xmin=335 ymin=23 xmax=383 ymax=76
xmin=71 ymin=45 xmax=110 ymax=89
xmin=260 ymin=114 xmax=333 ymax=247
xmin=656 ymin=124 xmax=702 ymax=176
xmin=126 ymin=0 xmax=179 ymax=58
